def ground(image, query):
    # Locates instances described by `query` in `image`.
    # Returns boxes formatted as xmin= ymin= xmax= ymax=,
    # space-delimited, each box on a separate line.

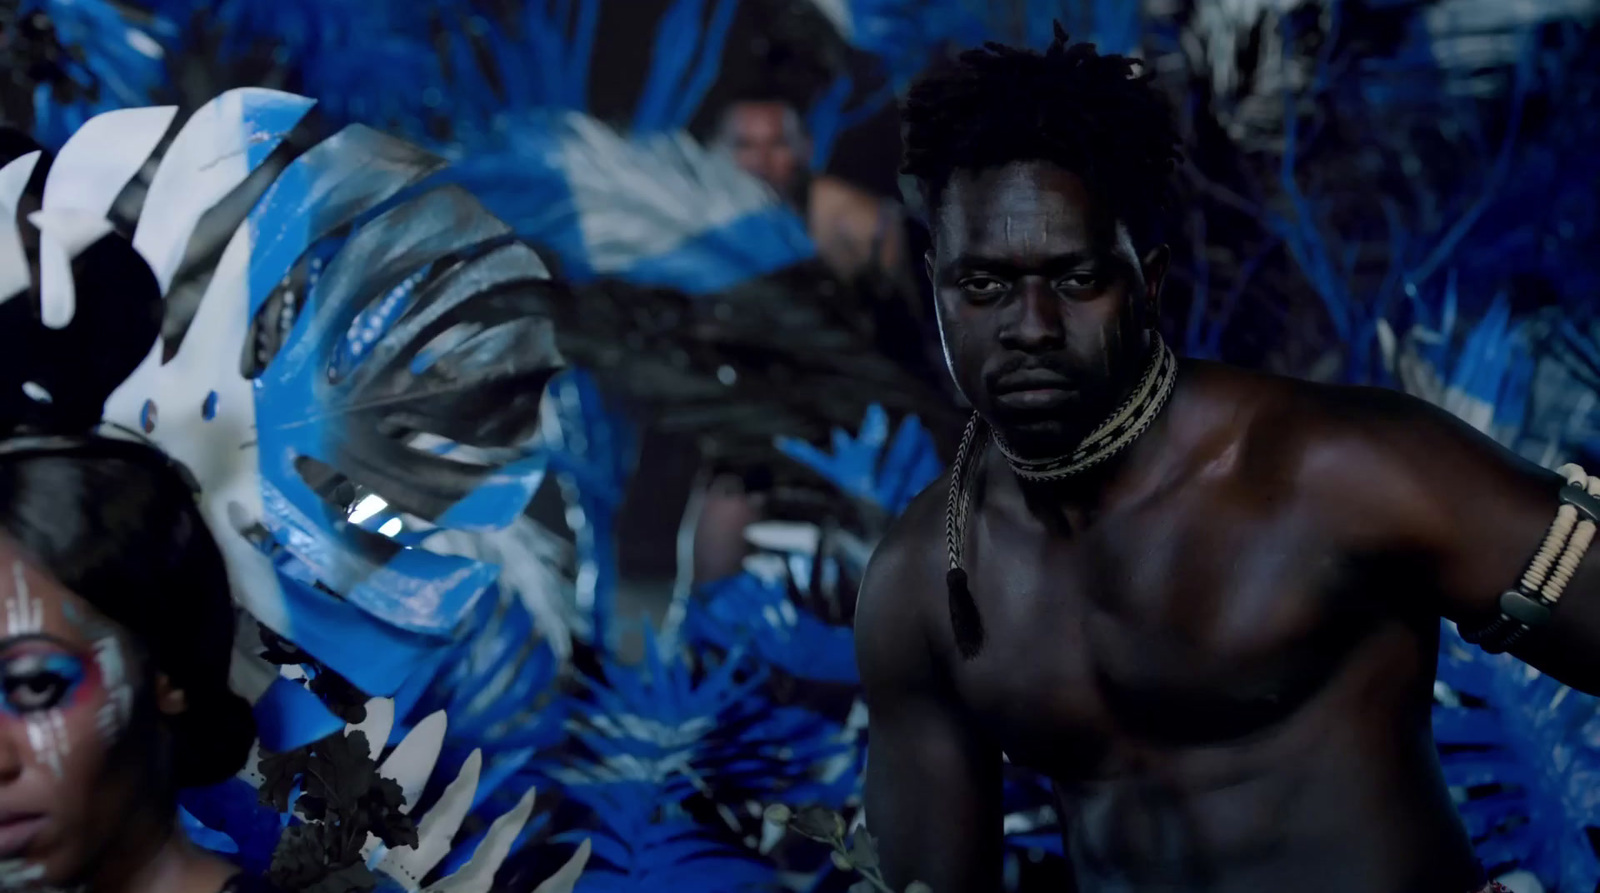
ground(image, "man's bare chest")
xmin=949 ymin=488 xmax=1399 ymax=778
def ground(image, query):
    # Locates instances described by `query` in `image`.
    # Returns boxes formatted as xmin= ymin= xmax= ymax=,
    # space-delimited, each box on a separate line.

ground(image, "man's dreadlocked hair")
xmin=901 ymin=25 xmax=1182 ymax=245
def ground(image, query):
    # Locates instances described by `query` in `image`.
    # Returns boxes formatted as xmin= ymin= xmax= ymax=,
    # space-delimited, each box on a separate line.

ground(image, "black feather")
xmin=947 ymin=566 xmax=984 ymax=660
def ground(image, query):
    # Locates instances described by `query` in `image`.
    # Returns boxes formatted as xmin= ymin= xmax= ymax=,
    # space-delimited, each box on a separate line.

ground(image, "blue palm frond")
xmin=684 ymin=573 xmax=858 ymax=686
xmin=1434 ymin=622 xmax=1600 ymax=889
xmin=178 ymin=778 xmax=286 ymax=876
xmin=446 ymin=111 xmax=815 ymax=293
xmin=552 ymin=625 xmax=851 ymax=804
xmin=632 ymin=0 xmax=742 ymax=133
xmin=553 ymin=787 xmax=775 ymax=892
xmin=539 ymin=368 xmax=636 ymax=652
xmin=527 ymin=629 xmax=861 ymax=889
xmin=775 ymin=405 xmax=942 ymax=517
xmin=23 ymin=0 xmax=173 ymax=147
xmin=242 ymin=141 xmax=562 ymax=703
xmin=458 ymin=0 xmax=603 ymax=113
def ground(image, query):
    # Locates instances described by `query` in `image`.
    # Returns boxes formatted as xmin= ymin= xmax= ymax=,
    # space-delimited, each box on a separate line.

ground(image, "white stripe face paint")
xmin=4 ymin=564 xmax=81 ymax=779
xmin=4 ymin=564 xmax=42 ymax=639
xmin=23 ymin=711 xmax=65 ymax=780
xmin=0 ymin=859 xmax=44 ymax=889
xmin=91 ymin=637 xmax=130 ymax=738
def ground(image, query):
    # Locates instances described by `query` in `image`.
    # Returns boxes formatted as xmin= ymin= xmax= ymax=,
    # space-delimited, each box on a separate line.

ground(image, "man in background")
xmin=714 ymin=94 xmax=907 ymax=284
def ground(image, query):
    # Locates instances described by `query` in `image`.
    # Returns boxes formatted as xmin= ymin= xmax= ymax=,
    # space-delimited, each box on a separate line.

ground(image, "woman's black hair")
xmin=0 ymin=128 xmax=254 ymax=788
xmin=0 ymin=451 xmax=256 ymax=787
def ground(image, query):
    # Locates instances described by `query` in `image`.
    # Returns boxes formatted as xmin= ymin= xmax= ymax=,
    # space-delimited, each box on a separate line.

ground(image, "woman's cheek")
xmin=88 ymin=635 xmax=132 ymax=739
xmin=26 ymin=654 xmax=113 ymax=781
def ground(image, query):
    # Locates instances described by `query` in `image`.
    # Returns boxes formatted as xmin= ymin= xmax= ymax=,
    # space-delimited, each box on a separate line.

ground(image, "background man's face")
xmin=722 ymin=101 xmax=808 ymax=200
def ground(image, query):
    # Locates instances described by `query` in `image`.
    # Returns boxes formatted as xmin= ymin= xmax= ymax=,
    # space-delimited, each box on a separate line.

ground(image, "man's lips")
xmin=0 ymin=813 xmax=46 ymax=859
xmin=992 ymin=370 xmax=1077 ymax=408
xmin=992 ymin=369 xmax=1075 ymax=394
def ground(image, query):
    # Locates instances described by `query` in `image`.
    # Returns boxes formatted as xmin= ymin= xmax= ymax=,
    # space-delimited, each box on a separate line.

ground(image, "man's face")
xmin=927 ymin=161 xmax=1167 ymax=458
xmin=721 ymin=102 xmax=808 ymax=200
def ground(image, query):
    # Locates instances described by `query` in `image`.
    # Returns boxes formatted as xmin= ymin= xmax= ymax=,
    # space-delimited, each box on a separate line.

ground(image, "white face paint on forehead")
xmin=4 ymin=564 xmax=43 ymax=639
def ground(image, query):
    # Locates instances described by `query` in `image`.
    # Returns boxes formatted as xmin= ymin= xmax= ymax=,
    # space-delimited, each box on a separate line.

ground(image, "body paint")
xmin=0 ymin=652 xmax=88 ymax=780
xmin=90 ymin=638 xmax=129 ymax=738
xmin=61 ymin=599 xmax=130 ymax=739
xmin=0 ymin=859 xmax=44 ymax=889
xmin=23 ymin=715 xmax=63 ymax=779
xmin=3 ymin=565 xmax=42 ymax=639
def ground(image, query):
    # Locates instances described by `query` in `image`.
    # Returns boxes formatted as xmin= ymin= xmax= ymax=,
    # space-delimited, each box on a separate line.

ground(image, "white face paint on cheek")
xmin=91 ymin=638 xmax=129 ymax=739
xmin=23 ymin=711 xmax=65 ymax=779
xmin=0 ymin=859 xmax=44 ymax=889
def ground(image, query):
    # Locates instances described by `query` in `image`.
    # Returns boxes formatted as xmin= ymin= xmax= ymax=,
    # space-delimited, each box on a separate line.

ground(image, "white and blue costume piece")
xmin=0 ymin=88 xmax=565 ymax=756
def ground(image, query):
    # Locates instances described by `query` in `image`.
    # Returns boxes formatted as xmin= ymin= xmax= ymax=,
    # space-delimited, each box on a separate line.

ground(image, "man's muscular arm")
xmin=1318 ymin=387 xmax=1600 ymax=694
xmin=856 ymin=517 xmax=1003 ymax=892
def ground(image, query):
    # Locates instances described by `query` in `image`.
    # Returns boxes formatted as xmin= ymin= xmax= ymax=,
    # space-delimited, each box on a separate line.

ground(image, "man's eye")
xmin=1056 ymin=273 xmax=1098 ymax=290
xmin=959 ymin=278 xmax=1007 ymax=299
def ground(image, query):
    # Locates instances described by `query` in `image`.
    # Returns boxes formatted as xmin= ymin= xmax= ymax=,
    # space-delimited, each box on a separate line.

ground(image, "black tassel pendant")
xmin=945 ymin=413 xmax=987 ymax=660
xmin=947 ymin=566 xmax=985 ymax=659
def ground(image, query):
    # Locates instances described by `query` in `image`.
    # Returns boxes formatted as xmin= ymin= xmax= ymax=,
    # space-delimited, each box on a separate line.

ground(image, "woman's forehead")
xmin=0 ymin=536 xmax=101 ymax=645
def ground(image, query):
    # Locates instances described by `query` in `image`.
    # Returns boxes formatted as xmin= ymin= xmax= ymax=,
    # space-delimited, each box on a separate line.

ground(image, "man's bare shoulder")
xmin=1173 ymin=358 xmax=1543 ymax=535
xmin=854 ymin=471 xmax=950 ymax=686
xmin=1174 ymin=357 xmax=1468 ymax=458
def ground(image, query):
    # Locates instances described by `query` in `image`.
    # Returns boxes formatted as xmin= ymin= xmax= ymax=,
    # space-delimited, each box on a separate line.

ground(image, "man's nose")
xmin=998 ymin=279 xmax=1065 ymax=353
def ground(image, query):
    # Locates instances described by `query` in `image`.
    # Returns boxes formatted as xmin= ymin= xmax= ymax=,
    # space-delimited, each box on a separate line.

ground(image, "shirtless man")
xmin=855 ymin=32 xmax=1600 ymax=893
xmin=713 ymin=95 xmax=905 ymax=282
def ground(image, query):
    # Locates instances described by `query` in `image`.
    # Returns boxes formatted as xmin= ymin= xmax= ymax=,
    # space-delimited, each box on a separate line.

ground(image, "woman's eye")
xmin=4 ymin=673 xmax=71 ymax=712
xmin=1 ymin=655 xmax=84 ymax=713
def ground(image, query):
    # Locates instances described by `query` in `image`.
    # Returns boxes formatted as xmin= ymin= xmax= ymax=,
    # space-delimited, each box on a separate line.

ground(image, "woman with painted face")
xmin=0 ymin=444 xmax=262 ymax=893
xmin=0 ymin=131 xmax=264 ymax=893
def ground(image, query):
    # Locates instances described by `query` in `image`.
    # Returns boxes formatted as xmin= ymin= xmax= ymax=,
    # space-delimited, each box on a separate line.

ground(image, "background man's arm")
xmin=1329 ymin=389 xmax=1600 ymax=693
xmin=856 ymin=533 xmax=1004 ymax=892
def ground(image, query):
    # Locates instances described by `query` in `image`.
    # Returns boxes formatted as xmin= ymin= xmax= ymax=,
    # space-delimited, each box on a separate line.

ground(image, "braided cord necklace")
xmin=943 ymin=334 xmax=1179 ymax=658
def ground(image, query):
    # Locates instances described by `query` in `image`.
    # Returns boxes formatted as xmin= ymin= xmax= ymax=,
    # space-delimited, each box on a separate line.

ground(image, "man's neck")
xmin=986 ymin=367 xmax=1183 ymax=533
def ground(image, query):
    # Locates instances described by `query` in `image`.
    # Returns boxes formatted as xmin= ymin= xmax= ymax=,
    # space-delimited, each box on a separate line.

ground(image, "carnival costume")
xmin=0 ymin=90 xmax=588 ymax=892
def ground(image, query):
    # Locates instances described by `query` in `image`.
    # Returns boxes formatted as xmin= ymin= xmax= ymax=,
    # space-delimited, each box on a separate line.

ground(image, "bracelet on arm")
xmin=1461 ymin=463 xmax=1600 ymax=654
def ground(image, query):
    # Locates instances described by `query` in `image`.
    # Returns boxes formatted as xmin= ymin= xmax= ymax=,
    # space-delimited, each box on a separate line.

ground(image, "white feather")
xmin=377 ymin=749 xmax=482 ymax=891
xmin=801 ymin=0 xmax=853 ymax=40
xmin=744 ymin=521 xmax=821 ymax=556
xmin=554 ymin=113 xmax=788 ymax=273
xmin=347 ymin=697 xmax=396 ymax=752
xmin=0 ymin=210 xmax=26 ymax=305
xmin=425 ymin=516 xmax=582 ymax=659
xmin=28 ymin=209 xmax=114 ymax=329
xmin=424 ymin=787 xmax=537 ymax=893
xmin=104 ymin=171 xmax=284 ymax=632
xmin=0 ymin=151 xmax=40 ymax=206
xmin=132 ymin=88 xmax=315 ymax=293
xmin=43 ymin=106 xmax=177 ymax=220
xmin=0 ymin=152 xmax=41 ymax=304
xmin=378 ymin=710 xmax=448 ymax=813
xmin=530 ymin=839 xmax=590 ymax=893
